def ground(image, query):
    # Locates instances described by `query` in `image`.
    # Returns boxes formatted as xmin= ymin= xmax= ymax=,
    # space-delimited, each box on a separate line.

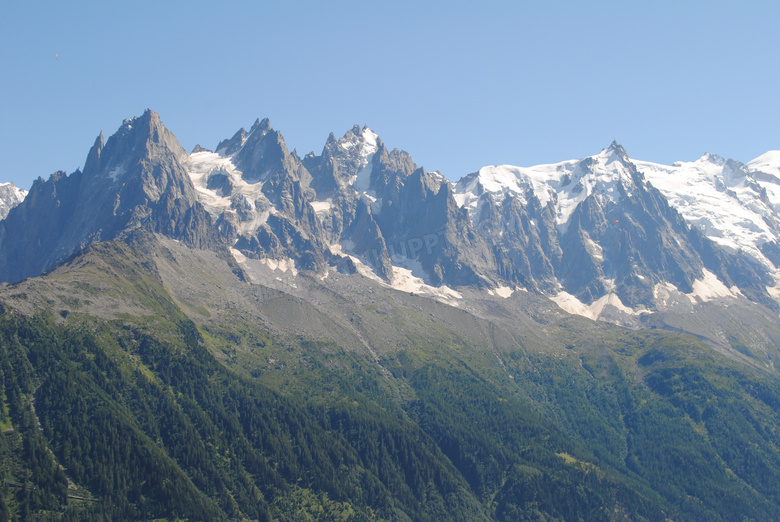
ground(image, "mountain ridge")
xmin=2 ymin=110 xmax=779 ymax=329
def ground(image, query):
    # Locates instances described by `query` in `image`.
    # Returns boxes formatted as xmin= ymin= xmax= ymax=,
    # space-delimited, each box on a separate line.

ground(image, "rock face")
xmin=2 ymin=110 xmax=780 ymax=320
xmin=302 ymin=125 xmax=497 ymax=287
xmin=0 ymin=110 xmax=220 ymax=283
xmin=0 ymin=182 xmax=26 ymax=220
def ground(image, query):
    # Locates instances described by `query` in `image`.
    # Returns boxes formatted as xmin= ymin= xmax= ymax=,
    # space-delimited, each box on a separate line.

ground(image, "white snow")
xmin=551 ymin=290 xmax=643 ymax=320
xmin=310 ymin=200 xmax=332 ymax=215
xmin=649 ymin=271 xmax=741 ymax=309
xmin=653 ymin=282 xmax=682 ymax=309
xmin=229 ymin=248 xmax=298 ymax=288
xmin=0 ymin=182 xmax=27 ymax=203
xmin=583 ymin=233 xmax=604 ymax=262
xmin=187 ymin=150 xmax=274 ymax=235
xmin=747 ymin=150 xmax=780 ymax=179
xmin=0 ymin=182 xmax=27 ymax=220
xmin=352 ymin=127 xmax=380 ymax=192
xmin=688 ymin=269 xmax=742 ymax=301
xmin=388 ymin=264 xmax=463 ymax=304
xmin=259 ymin=257 xmax=298 ymax=275
xmin=548 ymin=270 xmax=744 ymax=319
xmin=746 ymin=150 xmax=780 ymax=211
xmin=455 ymin=145 xmax=639 ymax=228
xmin=552 ymin=268 xmax=744 ymax=320
xmin=489 ymin=286 xmax=514 ymax=298
xmin=230 ymin=248 xmax=248 ymax=264
xmin=634 ymin=154 xmax=780 ymax=271
xmin=329 ymin=242 xmax=388 ymax=283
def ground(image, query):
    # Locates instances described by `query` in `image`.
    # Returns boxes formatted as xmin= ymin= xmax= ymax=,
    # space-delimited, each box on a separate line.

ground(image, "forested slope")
xmin=1 ymin=238 xmax=779 ymax=520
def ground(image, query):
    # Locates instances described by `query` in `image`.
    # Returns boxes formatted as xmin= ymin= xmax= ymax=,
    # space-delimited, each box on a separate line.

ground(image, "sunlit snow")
xmin=351 ymin=127 xmax=379 ymax=192
xmin=455 ymin=145 xmax=639 ymax=228
xmin=487 ymin=286 xmax=515 ymax=298
xmin=551 ymin=291 xmax=644 ymax=320
xmin=635 ymin=154 xmax=780 ymax=270
xmin=187 ymin=150 xmax=274 ymax=235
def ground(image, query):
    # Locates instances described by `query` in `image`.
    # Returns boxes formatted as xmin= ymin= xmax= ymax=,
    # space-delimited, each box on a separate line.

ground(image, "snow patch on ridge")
xmin=329 ymin=242 xmax=385 ymax=284
xmin=310 ymin=200 xmax=332 ymax=222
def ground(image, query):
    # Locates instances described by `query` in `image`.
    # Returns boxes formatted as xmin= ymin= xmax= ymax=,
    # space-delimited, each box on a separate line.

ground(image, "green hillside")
xmin=1 ymin=237 xmax=779 ymax=520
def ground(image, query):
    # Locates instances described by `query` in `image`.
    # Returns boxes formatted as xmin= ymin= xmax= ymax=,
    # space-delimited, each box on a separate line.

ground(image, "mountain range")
xmin=3 ymin=110 xmax=780 ymax=362
xmin=1 ymin=110 xmax=779 ymax=520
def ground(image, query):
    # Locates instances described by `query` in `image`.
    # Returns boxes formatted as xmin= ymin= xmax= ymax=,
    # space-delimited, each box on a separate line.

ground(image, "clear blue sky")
xmin=1 ymin=1 xmax=778 ymax=190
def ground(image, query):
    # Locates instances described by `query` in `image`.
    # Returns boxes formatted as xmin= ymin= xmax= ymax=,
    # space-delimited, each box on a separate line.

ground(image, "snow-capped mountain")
xmin=453 ymin=142 xmax=778 ymax=319
xmin=0 ymin=181 xmax=27 ymax=220
xmin=1 ymin=110 xmax=778 ymax=328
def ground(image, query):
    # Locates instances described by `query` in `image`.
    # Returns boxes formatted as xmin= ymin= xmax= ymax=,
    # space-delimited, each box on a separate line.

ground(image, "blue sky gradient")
xmin=1 ymin=0 xmax=778 ymax=189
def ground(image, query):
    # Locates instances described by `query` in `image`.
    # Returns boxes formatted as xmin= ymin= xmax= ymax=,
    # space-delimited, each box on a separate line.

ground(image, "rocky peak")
xmin=324 ymin=132 xmax=338 ymax=150
xmin=232 ymin=123 xmax=311 ymax=191
xmin=250 ymin=117 xmax=271 ymax=134
xmin=700 ymin=152 xmax=726 ymax=165
xmin=304 ymin=125 xmax=383 ymax=198
xmin=605 ymin=140 xmax=629 ymax=161
xmin=0 ymin=110 xmax=219 ymax=283
xmin=83 ymin=109 xmax=188 ymax=186
xmin=216 ymin=128 xmax=248 ymax=156
xmin=83 ymin=131 xmax=104 ymax=175
xmin=135 ymin=109 xmax=187 ymax=159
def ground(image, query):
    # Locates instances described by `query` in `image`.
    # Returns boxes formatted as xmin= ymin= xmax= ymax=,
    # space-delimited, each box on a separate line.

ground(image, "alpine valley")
xmin=1 ymin=110 xmax=779 ymax=520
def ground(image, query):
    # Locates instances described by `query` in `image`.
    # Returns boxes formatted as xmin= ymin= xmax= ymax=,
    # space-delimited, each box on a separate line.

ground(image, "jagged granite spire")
xmin=83 ymin=130 xmax=104 ymax=175
xmin=0 ymin=110 xmax=220 ymax=283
